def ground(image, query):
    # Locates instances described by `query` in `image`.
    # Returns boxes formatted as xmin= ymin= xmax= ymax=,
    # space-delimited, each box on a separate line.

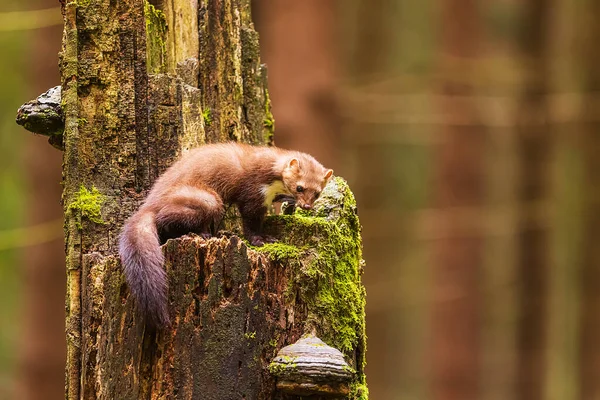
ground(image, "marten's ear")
xmin=288 ymin=158 xmax=300 ymax=170
xmin=324 ymin=169 xmax=333 ymax=181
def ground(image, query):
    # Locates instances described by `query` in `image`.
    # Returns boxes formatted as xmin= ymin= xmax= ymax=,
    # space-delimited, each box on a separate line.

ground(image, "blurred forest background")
xmin=1 ymin=0 xmax=599 ymax=399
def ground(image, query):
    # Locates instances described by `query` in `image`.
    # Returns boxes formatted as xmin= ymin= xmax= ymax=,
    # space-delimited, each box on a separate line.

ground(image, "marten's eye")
xmin=296 ymin=185 xmax=304 ymax=193
xmin=314 ymin=192 xmax=321 ymax=199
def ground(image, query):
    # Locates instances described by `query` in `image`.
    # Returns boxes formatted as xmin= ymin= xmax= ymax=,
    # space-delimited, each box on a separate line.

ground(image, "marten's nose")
xmin=302 ymin=204 xmax=312 ymax=210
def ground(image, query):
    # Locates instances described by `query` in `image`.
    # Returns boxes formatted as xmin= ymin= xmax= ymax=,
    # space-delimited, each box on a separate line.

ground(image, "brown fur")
xmin=119 ymin=142 xmax=332 ymax=327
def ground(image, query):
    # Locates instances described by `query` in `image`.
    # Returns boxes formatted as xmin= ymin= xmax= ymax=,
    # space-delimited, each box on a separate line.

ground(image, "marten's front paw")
xmin=281 ymin=201 xmax=296 ymax=215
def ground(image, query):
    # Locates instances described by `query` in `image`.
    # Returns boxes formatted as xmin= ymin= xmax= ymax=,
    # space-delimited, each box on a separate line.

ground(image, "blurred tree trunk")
xmin=578 ymin=0 xmax=600 ymax=396
xmin=541 ymin=0 xmax=583 ymax=398
xmin=341 ymin=0 xmax=435 ymax=398
xmin=57 ymin=0 xmax=366 ymax=399
xmin=515 ymin=2 xmax=551 ymax=400
xmin=17 ymin=3 xmax=65 ymax=400
xmin=0 ymin=0 xmax=34 ymax=396
xmin=430 ymin=1 xmax=484 ymax=399
xmin=478 ymin=4 xmax=522 ymax=400
xmin=252 ymin=0 xmax=341 ymax=171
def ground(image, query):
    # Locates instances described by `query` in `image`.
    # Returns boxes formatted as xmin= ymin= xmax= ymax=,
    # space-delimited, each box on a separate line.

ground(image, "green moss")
xmin=268 ymin=363 xmax=283 ymax=374
xmin=280 ymin=355 xmax=296 ymax=363
xmin=268 ymin=354 xmax=298 ymax=376
xmin=244 ymin=331 xmax=256 ymax=340
xmin=350 ymin=382 xmax=369 ymax=400
xmin=67 ymin=185 xmax=106 ymax=229
xmin=255 ymin=242 xmax=302 ymax=262
xmin=343 ymin=364 xmax=356 ymax=373
xmin=268 ymin=360 xmax=297 ymax=375
xmin=202 ymin=108 xmax=212 ymax=126
xmin=263 ymin=89 xmax=275 ymax=143
xmin=144 ymin=1 xmax=167 ymax=74
xmin=262 ymin=177 xmax=368 ymax=398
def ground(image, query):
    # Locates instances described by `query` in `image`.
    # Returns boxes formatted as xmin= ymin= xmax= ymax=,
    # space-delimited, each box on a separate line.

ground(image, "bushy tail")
xmin=118 ymin=209 xmax=170 ymax=327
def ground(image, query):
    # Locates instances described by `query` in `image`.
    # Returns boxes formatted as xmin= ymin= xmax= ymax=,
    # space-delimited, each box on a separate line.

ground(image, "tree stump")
xmin=18 ymin=0 xmax=367 ymax=398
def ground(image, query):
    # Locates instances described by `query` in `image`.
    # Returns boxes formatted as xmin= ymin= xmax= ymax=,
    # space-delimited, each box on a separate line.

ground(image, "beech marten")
xmin=119 ymin=142 xmax=333 ymax=327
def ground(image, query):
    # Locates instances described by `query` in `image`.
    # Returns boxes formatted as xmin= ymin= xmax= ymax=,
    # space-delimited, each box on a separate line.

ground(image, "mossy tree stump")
xmin=23 ymin=0 xmax=372 ymax=398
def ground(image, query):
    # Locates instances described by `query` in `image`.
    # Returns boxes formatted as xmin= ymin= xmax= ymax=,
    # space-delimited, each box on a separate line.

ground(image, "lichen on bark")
xmin=144 ymin=1 xmax=167 ymax=73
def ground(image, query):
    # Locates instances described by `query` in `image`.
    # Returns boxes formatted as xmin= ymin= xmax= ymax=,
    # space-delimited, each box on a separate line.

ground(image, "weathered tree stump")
xmin=18 ymin=0 xmax=367 ymax=398
xmin=78 ymin=177 xmax=366 ymax=399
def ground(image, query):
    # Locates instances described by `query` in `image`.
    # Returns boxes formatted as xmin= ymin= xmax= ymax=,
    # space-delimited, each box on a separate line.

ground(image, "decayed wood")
xmin=161 ymin=0 xmax=200 ymax=74
xmin=76 ymin=176 xmax=366 ymax=399
xmin=54 ymin=0 xmax=367 ymax=398
xmin=80 ymin=237 xmax=288 ymax=398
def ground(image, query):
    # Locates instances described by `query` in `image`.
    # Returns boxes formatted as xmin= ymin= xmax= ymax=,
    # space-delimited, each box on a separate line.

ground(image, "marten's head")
xmin=282 ymin=155 xmax=333 ymax=210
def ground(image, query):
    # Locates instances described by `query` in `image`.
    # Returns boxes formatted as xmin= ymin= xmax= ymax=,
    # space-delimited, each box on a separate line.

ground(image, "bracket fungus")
xmin=16 ymin=85 xmax=64 ymax=150
xmin=269 ymin=335 xmax=355 ymax=398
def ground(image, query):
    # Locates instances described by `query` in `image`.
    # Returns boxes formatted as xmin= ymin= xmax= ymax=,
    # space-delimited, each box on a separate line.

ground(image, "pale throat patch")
xmin=261 ymin=180 xmax=291 ymax=207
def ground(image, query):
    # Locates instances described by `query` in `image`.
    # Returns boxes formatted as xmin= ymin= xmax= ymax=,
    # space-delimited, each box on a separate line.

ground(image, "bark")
xmin=52 ymin=0 xmax=366 ymax=399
